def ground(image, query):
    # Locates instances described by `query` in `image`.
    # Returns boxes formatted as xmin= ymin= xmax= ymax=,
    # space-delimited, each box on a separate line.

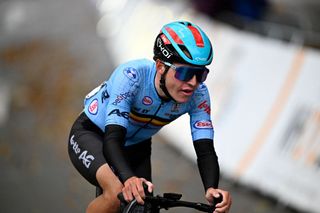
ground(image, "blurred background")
xmin=0 ymin=0 xmax=319 ymax=212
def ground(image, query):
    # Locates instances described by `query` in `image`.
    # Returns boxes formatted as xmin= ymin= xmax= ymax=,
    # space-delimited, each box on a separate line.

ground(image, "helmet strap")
xmin=159 ymin=66 xmax=176 ymax=102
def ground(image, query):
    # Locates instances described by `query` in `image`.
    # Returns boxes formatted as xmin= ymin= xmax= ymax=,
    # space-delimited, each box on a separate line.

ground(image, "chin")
xmin=174 ymin=96 xmax=191 ymax=103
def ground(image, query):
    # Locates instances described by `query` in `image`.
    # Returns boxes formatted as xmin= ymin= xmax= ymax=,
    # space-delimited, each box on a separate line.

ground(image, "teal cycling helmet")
xmin=153 ymin=21 xmax=213 ymax=66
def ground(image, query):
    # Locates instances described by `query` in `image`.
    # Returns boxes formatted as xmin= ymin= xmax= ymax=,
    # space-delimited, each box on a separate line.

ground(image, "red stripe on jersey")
xmin=188 ymin=26 xmax=204 ymax=47
xmin=165 ymin=27 xmax=184 ymax=45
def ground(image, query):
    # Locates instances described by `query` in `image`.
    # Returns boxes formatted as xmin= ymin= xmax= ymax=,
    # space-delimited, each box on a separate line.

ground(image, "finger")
xmin=214 ymin=203 xmax=229 ymax=213
xmin=132 ymin=184 xmax=144 ymax=204
xmin=214 ymin=197 xmax=225 ymax=208
xmin=141 ymin=179 xmax=154 ymax=193
xmin=205 ymin=189 xmax=217 ymax=204
xmin=146 ymin=182 xmax=154 ymax=193
xmin=136 ymin=181 xmax=145 ymax=198
xmin=206 ymin=196 xmax=214 ymax=205
xmin=213 ymin=191 xmax=221 ymax=198
xmin=122 ymin=186 xmax=133 ymax=202
xmin=130 ymin=180 xmax=145 ymax=204
xmin=215 ymin=205 xmax=229 ymax=213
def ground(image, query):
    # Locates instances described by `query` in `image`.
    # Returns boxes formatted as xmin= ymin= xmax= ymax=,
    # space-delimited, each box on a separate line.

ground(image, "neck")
xmin=155 ymin=72 xmax=170 ymax=101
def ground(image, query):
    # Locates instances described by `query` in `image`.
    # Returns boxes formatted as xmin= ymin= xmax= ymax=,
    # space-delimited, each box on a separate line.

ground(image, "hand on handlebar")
xmin=122 ymin=176 xmax=153 ymax=205
xmin=205 ymin=188 xmax=232 ymax=213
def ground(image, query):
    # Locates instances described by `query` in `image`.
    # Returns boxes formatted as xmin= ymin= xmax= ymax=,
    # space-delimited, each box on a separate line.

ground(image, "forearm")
xmin=103 ymin=124 xmax=135 ymax=183
xmin=193 ymin=139 xmax=220 ymax=190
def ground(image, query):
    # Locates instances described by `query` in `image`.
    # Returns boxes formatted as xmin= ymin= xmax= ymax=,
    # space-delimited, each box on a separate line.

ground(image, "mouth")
xmin=181 ymin=89 xmax=194 ymax=96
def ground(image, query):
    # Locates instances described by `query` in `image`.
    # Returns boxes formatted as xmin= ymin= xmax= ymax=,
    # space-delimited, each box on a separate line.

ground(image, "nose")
xmin=187 ymin=75 xmax=198 ymax=86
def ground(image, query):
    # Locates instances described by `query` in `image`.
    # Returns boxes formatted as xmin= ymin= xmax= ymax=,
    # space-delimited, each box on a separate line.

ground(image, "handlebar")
xmin=118 ymin=186 xmax=222 ymax=213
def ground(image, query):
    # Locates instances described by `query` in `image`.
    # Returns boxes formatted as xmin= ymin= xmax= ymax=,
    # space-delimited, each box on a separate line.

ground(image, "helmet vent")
xmin=165 ymin=27 xmax=184 ymax=45
xmin=179 ymin=45 xmax=192 ymax=59
xmin=187 ymin=25 xmax=204 ymax=47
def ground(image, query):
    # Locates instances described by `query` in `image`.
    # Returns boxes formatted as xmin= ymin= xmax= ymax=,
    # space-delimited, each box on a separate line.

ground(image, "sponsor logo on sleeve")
xmin=194 ymin=120 xmax=213 ymax=129
xmin=123 ymin=67 xmax=138 ymax=82
xmin=88 ymin=99 xmax=98 ymax=115
xmin=142 ymin=96 xmax=153 ymax=105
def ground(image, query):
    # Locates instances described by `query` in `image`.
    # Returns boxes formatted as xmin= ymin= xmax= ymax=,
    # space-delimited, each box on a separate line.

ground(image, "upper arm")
xmin=189 ymin=84 xmax=214 ymax=141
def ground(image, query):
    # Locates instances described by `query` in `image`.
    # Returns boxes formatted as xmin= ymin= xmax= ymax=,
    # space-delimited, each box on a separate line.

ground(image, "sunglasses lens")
xmin=197 ymin=69 xmax=209 ymax=82
xmin=174 ymin=67 xmax=193 ymax=81
xmin=174 ymin=66 xmax=209 ymax=82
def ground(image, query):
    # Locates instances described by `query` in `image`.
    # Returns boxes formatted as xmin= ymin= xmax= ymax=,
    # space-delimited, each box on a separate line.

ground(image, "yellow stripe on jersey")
xmin=129 ymin=111 xmax=172 ymax=127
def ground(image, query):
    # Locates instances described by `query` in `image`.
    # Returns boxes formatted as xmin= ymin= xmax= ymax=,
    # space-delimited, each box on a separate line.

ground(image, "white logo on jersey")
xmin=123 ymin=67 xmax=138 ymax=82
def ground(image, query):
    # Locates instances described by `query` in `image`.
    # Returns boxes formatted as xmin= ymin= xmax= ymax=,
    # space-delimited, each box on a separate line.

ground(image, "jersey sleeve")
xmin=188 ymin=83 xmax=214 ymax=141
xmin=105 ymin=63 xmax=141 ymax=128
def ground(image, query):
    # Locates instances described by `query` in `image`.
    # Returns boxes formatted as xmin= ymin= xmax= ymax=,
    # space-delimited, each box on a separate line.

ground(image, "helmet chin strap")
xmin=159 ymin=66 xmax=177 ymax=102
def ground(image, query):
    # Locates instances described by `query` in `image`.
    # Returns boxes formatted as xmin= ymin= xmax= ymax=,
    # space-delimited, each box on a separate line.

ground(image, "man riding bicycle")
xmin=68 ymin=21 xmax=232 ymax=213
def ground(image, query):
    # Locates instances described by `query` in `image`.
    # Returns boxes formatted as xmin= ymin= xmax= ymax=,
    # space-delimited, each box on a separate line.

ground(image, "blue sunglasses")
xmin=163 ymin=62 xmax=209 ymax=83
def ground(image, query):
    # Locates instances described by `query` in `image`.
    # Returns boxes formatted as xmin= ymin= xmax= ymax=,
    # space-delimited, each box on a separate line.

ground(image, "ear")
xmin=156 ymin=60 xmax=166 ymax=74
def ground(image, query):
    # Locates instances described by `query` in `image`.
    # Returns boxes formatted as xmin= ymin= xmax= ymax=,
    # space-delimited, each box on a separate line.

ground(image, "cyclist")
xmin=68 ymin=21 xmax=232 ymax=213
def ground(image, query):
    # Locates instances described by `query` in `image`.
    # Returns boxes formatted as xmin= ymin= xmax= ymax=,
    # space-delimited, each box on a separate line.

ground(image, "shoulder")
xmin=188 ymin=83 xmax=211 ymax=112
xmin=112 ymin=59 xmax=155 ymax=80
xmin=117 ymin=58 xmax=155 ymax=71
xmin=192 ymin=83 xmax=210 ymax=99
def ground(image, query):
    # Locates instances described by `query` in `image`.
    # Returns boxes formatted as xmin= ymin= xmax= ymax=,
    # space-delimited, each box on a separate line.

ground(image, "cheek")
xmin=167 ymin=71 xmax=182 ymax=86
xmin=167 ymin=76 xmax=183 ymax=90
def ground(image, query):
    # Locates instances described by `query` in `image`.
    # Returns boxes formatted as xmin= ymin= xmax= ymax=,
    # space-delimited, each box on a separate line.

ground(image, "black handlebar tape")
xmin=117 ymin=192 xmax=126 ymax=203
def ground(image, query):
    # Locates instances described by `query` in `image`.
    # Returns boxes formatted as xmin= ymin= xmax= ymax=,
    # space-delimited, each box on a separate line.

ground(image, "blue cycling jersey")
xmin=83 ymin=59 xmax=214 ymax=146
